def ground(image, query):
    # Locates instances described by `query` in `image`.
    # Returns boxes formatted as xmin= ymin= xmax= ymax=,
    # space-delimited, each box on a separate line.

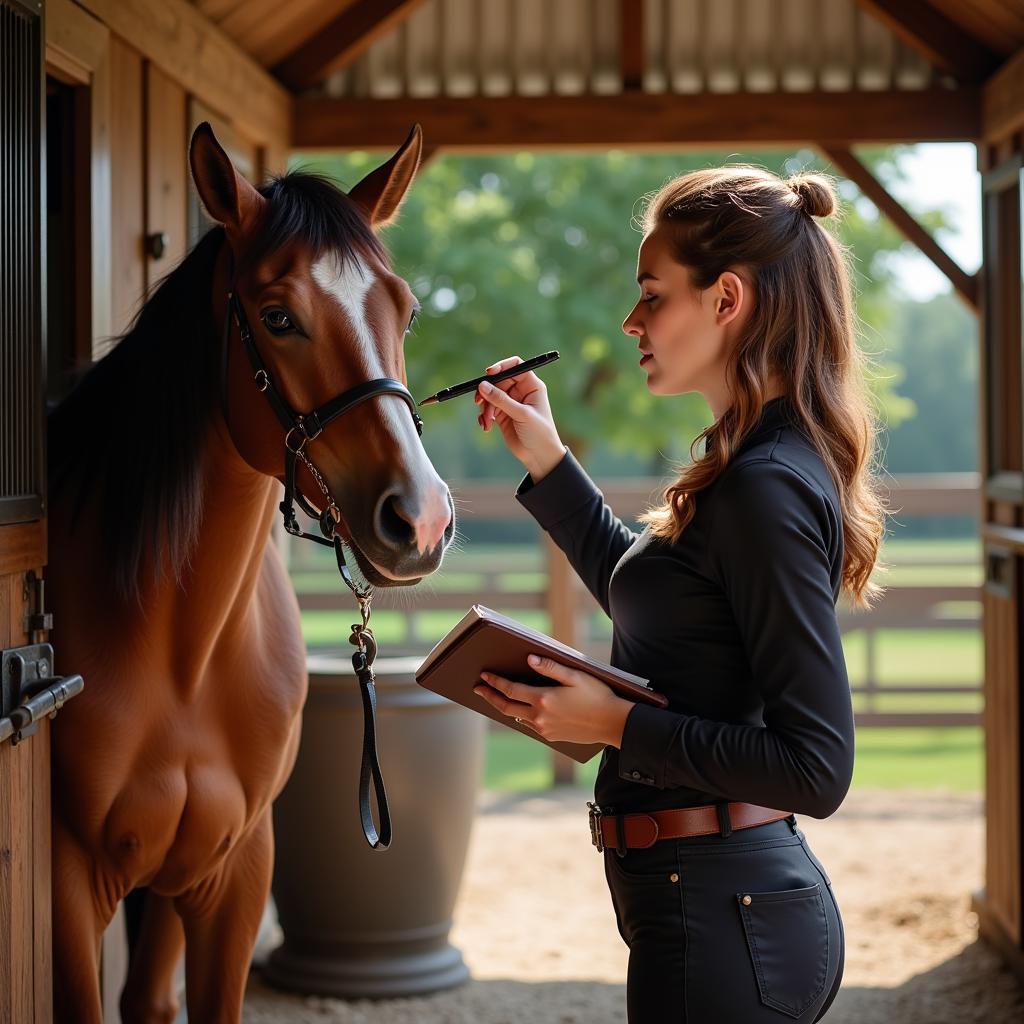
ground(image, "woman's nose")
xmin=622 ymin=310 xmax=642 ymax=337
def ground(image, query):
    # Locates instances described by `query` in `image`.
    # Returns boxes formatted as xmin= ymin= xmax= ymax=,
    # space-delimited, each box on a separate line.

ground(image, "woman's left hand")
xmin=474 ymin=654 xmax=634 ymax=748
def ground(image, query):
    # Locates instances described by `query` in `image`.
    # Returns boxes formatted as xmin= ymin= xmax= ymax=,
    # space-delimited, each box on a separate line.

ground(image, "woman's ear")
xmin=714 ymin=271 xmax=747 ymax=327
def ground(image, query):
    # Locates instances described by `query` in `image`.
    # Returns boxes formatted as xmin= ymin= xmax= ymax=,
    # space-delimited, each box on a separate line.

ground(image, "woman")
xmin=471 ymin=166 xmax=886 ymax=1022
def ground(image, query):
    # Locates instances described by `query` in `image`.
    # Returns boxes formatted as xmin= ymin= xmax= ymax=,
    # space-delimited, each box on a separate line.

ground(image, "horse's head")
xmin=188 ymin=122 xmax=454 ymax=588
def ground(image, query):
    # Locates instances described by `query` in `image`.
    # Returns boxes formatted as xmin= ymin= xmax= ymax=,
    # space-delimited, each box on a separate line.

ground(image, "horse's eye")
xmin=405 ymin=309 xmax=419 ymax=336
xmin=262 ymin=308 xmax=294 ymax=334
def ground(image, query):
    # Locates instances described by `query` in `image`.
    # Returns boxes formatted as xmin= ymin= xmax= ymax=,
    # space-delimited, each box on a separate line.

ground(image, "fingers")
xmin=477 ymin=379 xmax=527 ymax=422
xmin=473 ymin=681 xmax=534 ymax=724
xmin=475 ymin=672 xmax=539 ymax=707
xmin=484 ymin=356 xmax=524 ymax=373
xmin=526 ymin=654 xmax=579 ymax=685
xmin=485 ymin=356 xmax=546 ymax=404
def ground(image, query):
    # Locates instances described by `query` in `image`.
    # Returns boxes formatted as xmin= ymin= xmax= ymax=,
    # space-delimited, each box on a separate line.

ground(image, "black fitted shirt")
xmin=515 ymin=396 xmax=855 ymax=819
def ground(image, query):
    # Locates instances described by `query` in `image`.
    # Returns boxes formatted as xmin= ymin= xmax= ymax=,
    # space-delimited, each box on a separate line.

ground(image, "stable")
xmin=1 ymin=0 xmax=1023 ymax=1019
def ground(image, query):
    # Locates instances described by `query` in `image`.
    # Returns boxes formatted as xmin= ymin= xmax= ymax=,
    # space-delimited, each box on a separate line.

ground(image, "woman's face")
xmin=622 ymin=227 xmax=749 ymax=413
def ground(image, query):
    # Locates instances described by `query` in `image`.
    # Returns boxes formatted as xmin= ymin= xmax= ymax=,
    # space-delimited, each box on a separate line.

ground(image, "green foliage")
xmin=879 ymin=290 xmax=978 ymax=473
xmin=290 ymin=144 xmax=953 ymax=474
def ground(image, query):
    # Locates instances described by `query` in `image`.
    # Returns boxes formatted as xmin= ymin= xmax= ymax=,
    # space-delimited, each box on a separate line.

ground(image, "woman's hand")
xmin=473 ymin=654 xmax=635 ymax=748
xmin=474 ymin=356 xmax=566 ymax=481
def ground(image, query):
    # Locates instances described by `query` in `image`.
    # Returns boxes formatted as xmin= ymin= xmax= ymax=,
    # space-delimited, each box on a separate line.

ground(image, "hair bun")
xmin=787 ymin=173 xmax=836 ymax=218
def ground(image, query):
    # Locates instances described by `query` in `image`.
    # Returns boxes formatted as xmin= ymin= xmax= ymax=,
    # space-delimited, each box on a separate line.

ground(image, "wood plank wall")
xmin=976 ymin=105 xmax=1024 ymax=975
xmin=984 ymin=572 xmax=1023 ymax=946
xmin=0 ymin=560 xmax=52 ymax=1024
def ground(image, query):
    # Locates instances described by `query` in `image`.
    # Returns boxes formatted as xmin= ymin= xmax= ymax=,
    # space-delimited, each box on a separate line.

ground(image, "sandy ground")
xmin=243 ymin=788 xmax=1024 ymax=1023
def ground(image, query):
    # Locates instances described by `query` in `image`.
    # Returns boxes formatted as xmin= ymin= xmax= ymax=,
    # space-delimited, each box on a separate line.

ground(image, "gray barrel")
xmin=264 ymin=654 xmax=485 ymax=998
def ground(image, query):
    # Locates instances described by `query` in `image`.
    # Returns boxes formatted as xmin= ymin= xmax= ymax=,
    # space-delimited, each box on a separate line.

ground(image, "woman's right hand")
xmin=474 ymin=356 xmax=566 ymax=481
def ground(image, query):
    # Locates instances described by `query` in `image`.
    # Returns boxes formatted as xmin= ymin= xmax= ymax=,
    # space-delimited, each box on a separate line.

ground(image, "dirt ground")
xmin=244 ymin=787 xmax=1024 ymax=1023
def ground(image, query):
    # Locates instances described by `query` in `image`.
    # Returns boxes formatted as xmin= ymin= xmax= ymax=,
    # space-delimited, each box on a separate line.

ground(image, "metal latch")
xmin=0 ymin=644 xmax=84 ymax=746
xmin=24 ymin=570 xmax=53 ymax=641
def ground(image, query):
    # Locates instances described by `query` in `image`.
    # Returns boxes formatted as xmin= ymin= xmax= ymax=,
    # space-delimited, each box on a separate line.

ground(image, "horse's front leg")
xmin=120 ymin=889 xmax=186 ymax=1024
xmin=176 ymin=810 xmax=273 ymax=1022
xmin=52 ymin=822 xmax=110 ymax=1024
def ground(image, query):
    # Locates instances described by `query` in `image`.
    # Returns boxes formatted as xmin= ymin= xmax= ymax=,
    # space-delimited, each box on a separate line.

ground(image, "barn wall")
xmin=46 ymin=0 xmax=289 ymax=360
xmin=975 ymin=69 xmax=1024 ymax=976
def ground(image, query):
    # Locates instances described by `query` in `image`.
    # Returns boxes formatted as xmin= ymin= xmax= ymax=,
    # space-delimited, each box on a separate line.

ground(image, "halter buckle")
xmin=298 ymin=411 xmax=323 ymax=441
xmin=254 ymin=369 xmax=270 ymax=392
xmin=285 ymin=425 xmax=307 ymax=454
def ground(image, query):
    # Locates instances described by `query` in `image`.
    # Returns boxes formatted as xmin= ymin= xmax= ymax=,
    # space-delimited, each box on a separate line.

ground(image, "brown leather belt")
xmin=588 ymin=800 xmax=794 ymax=853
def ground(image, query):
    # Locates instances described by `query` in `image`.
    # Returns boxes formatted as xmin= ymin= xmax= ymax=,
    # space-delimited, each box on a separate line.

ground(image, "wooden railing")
xmin=288 ymin=472 xmax=983 ymax=747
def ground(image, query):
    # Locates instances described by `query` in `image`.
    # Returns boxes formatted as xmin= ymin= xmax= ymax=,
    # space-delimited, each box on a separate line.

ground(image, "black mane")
xmin=48 ymin=170 xmax=385 ymax=603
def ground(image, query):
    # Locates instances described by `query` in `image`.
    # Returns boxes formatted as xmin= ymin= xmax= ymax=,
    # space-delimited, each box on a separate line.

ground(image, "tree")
xmin=289 ymin=145 xmax=938 ymax=474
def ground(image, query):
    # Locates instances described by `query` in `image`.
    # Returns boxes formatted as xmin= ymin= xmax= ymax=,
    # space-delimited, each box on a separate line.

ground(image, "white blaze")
xmin=310 ymin=250 xmax=410 ymax=442
xmin=311 ymin=251 xmax=379 ymax=372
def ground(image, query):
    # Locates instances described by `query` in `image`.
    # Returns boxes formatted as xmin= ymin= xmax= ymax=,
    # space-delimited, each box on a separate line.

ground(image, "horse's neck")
xmin=151 ymin=414 xmax=280 ymax=690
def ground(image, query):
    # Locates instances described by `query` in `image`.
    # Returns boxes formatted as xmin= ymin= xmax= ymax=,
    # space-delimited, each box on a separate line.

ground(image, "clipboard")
xmin=415 ymin=604 xmax=669 ymax=763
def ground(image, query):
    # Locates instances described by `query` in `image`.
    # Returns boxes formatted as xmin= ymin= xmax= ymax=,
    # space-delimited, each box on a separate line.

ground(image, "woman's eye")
xmin=642 ymin=294 xmax=658 ymax=305
xmin=262 ymin=309 xmax=294 ymax=334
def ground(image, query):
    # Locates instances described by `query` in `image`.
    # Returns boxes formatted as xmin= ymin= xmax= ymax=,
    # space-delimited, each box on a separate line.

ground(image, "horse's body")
xmin=46 ymin=124 xmax=453 ymax=1022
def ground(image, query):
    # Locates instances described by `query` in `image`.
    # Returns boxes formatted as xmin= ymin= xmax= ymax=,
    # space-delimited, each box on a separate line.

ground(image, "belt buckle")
xmin=587 ymin=801 xmax=604 ymax=853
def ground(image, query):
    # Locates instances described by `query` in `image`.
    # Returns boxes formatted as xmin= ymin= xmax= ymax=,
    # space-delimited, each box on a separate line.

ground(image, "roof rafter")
xmin=294 ymin=90 xmax=980 ymax=150
xmin=820 ymin=144 xmax=978 ymax=310
xmin=856 ymin=0 xmax=1002 ymax=84
xmin=274 ymin=0 xmax=427 ymax=92
xmin=620 ymin=0 xmax=645 ymax=91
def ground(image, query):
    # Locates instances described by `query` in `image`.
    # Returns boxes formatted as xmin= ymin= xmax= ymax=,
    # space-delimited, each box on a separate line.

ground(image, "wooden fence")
xmin=288 ymin=472 xmax=983 ymax=755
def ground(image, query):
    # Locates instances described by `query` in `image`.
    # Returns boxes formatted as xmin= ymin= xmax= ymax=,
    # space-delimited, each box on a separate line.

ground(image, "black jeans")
xmin=603 ymin=814 xmax=844 ymax=1023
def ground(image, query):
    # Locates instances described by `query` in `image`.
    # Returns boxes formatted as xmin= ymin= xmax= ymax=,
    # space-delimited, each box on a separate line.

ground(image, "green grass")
xmin=483 ymin=726 xmax=984 ymax=793
xmin=295 ymin=536 xmax=986 ymax=795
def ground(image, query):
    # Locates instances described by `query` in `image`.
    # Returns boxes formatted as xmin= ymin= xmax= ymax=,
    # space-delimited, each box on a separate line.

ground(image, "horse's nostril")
xmin=376 ymin=492 xmax=414 ymax=550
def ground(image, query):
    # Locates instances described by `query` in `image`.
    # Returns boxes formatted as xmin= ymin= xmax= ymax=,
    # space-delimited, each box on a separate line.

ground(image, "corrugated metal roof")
xmin=322 ymin=0 xmax=938 ymax=100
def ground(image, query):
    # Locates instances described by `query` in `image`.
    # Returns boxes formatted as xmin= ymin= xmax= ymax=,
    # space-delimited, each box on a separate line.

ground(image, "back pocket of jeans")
xmin=737 ymin=883 xmax=828 ymax=1018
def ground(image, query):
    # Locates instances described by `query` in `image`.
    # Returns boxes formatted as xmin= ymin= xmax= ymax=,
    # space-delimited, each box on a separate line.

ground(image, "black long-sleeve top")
xmin=514 ymin=396 xmax=856 ymax=819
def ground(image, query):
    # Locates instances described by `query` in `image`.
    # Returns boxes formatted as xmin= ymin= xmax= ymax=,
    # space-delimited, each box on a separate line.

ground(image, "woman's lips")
xmin=640 ymin=353 xmax=653 ymax=367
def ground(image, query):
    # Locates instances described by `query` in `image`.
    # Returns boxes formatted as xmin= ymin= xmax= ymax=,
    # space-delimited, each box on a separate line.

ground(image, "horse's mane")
xmin=48 ymin=169 xmax=386 ymax=604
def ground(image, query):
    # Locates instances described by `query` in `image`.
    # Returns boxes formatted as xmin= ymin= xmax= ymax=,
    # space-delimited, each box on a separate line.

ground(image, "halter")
xmin=223 ymin=279 xmax=424 ymax=851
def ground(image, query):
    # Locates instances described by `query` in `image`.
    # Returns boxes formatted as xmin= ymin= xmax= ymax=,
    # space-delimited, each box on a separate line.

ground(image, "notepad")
xmin=415 ymin=604 xmax=668 ymax=763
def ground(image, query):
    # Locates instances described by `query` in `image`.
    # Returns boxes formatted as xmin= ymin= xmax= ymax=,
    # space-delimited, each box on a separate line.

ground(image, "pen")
xmin=417 ymin=350 xmax=560 ymax=406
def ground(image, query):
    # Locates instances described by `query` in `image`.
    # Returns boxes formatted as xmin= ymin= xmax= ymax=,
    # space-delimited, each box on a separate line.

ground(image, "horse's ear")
xmin=348 ymin=124 xmax=423 ymax=228
xmin=188 ymin=121 xmax=264 ymax=235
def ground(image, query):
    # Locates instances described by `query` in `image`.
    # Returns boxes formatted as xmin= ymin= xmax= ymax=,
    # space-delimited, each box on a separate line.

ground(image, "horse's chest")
xmin=95 ymin=633 xmax=307 ymax=891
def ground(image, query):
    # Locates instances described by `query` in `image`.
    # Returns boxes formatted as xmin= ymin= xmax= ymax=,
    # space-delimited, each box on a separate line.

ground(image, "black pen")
xmin=417 ymin=350 xmax=560 ymax=406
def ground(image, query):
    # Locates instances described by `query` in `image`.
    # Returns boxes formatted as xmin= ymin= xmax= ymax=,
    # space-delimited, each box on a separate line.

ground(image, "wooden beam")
xmin=620 ymin=0 xmax=645 ymax=91
xmin=819 ymin=145 xmax=979 ymax=310
xmin=984 ymin=44 xmax=1024 ymax=144
xmin=71 ymin=0 xmax=291 ymax=148
xmin=857 ymin=0 xmax=1002 ymax=84
xmin=273 ymin=0 xmax=427 ymax=92
xmin=294 ymin=89 xmax=981 ymax=150
xmin=48 ymin=0 xmax=107 ymax=75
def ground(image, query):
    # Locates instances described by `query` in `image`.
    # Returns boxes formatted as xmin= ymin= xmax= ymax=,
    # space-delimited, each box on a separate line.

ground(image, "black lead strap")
xmin=224 ymin=281 xmax=424 ymax=851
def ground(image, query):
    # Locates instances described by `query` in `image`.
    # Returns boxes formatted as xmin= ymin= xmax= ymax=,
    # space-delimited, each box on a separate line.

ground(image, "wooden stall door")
xmin=974 ymin=152 xmax=1024 ymax=974
xmin=1 ymin=1 xmax=53 ymax=1021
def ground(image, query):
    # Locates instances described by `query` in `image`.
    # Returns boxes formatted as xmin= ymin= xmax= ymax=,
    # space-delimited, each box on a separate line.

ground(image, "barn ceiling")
xmin=189 ymin=0 xmax=1020 ymax=97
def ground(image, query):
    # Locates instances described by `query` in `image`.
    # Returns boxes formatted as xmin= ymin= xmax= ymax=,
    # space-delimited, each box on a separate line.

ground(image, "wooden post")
xmin=544 ymin=535 xmax=577 ymax=786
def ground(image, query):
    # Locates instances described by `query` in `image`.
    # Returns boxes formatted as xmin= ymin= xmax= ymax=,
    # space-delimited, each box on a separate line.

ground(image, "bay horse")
xmin=46 ymin=122 xmax=454 ymax=1022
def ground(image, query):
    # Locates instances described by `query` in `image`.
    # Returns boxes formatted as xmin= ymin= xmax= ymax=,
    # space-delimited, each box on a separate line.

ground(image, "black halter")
xmin=223 ymin=281 xmax=424 ymax=851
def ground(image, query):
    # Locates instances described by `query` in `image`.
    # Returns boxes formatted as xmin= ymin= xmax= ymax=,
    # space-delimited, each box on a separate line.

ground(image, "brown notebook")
xmin=415 ymin=604 xmax=669 ymax=764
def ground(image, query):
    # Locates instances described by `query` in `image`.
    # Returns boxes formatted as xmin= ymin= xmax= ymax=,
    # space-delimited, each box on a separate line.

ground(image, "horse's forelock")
xmin=238 ymin=170 xmax=387 ymax=280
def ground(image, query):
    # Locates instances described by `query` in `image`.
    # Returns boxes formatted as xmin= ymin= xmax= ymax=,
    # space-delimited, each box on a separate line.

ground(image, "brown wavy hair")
xmin=635 ymin=166 xmax=888 ymax=609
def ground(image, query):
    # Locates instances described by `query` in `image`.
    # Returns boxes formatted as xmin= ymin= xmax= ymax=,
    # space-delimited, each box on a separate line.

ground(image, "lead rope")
xmin=225 ymin=283 xmax=393 ymax=850
xmin=286 ymin=438 xmax=392 ymax=851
